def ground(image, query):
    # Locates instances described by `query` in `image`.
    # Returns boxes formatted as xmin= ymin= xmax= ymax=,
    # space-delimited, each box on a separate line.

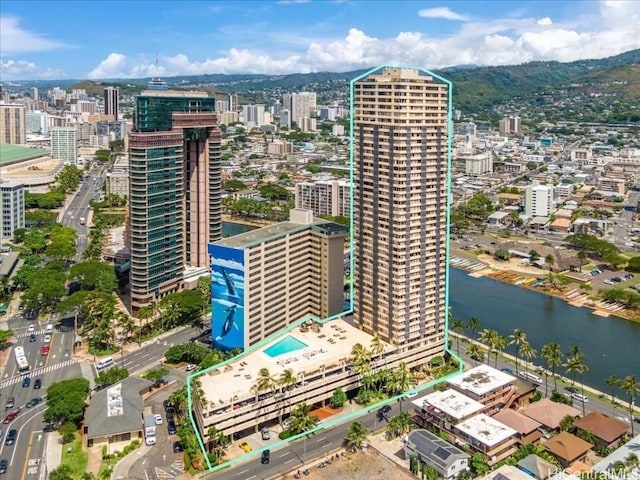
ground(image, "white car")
xmin=572 ymin=392 xmax=589 ymax=403
xmin=43 ymin=335 xmax=51 ymax=343
xmin=185 ymin=364 xmax=197 ymax=372
xmin=154 ymin=414 xmax=163 ymax=425
xmin=28 ymin=324 xmax=35 ymax=333
xmin=405 ymin=391 xmax=418 ymax=399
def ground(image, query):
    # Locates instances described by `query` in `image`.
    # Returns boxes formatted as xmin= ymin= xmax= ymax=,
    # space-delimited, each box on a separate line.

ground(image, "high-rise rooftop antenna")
xmin=148 ymin=53 xmax=168 ymax=90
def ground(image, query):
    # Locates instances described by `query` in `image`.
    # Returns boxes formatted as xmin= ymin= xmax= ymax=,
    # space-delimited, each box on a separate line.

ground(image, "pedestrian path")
xmin=0 ymin=358 xmax=76 ymax=389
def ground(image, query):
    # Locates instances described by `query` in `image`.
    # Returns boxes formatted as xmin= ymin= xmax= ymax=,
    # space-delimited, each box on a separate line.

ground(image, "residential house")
xmin=544 ymin=432 xmax=592 ymax=469
xmin=572 ymin=411 xmax=628 ymax=449
xmin=403 ymin=429 xmax=470 ymax=480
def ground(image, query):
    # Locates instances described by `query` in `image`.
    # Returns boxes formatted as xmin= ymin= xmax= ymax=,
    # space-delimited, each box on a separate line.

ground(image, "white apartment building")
xmin=50 ymin=127 xmax=77 ymax=164
xmin=279 ymin=109 xmax=291 ymax=129
xmin=298 ymin=117 xmax=317 ymax=133
xmin=553 ymin=184 xmax=574 ymax=199
xmin=295 ymin=179 xmax=351 ymax=217
xmin=26 ymin=111 xmax=48 ymax=134
xmin=464 ymin=152 xmax=493 ymax=176
xmin=524 ymin=184 xmax=553 ymax=217
xmin=283 ymin=92 xmax=317 ymax=123
xmin=0 ymin=182 xmax=25 ymax=241
xmin=241 ymin=104 xmax=265 ymax=127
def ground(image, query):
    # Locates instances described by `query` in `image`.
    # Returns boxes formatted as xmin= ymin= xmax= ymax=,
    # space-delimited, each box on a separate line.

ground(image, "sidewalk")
xmin=43 ymin=431 xmax=63 ymax=479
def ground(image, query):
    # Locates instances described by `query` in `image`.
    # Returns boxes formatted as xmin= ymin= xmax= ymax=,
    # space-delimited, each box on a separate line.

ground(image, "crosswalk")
xmin=0 ymin=358 xmax=77 ymax=389
xmin=12 ymin=326 xmax=73 ymax=339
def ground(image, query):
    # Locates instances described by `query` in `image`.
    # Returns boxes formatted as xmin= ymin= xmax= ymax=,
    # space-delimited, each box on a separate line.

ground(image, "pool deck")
xmin=197 ymin=318 xmax=382 ymax=406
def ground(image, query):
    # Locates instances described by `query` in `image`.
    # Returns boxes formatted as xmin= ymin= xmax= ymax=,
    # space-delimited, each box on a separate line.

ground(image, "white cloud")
xmin=0 ymin=59 xmax=65 ymax=79
xmin=418 ymin=7 xmax=469 ymax=22
xmin=86 ymin=53 xmax=128 ymax=79
xmin=0 ymin=16 xmax=68 ymax=53
xmin=63 ymin=0 xmax=640 ymax=80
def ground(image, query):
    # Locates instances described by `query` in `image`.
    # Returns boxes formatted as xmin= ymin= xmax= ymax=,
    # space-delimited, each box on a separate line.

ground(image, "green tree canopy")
xmin=44 ymin=378 xmax=90 ymax=425
xmin=95 ymin=366 xmax=129 ymax=389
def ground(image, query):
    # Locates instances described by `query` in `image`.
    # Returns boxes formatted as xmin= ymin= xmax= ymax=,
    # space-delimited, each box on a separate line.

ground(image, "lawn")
xmin=60 ymin=432 xmax=89 ymax=479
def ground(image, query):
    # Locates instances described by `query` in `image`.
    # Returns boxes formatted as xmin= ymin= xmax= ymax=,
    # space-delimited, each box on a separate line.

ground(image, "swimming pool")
xmin=264 ymin=336 xmax=308 ymax=358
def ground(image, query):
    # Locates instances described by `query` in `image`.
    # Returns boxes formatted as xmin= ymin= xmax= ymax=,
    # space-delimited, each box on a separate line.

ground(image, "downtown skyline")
xmin=1 ymin=0 xmax=639 ymax=81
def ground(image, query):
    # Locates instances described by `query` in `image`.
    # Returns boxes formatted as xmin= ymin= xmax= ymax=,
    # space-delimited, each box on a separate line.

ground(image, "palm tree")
xmin=545 ymin=254 xmax=555 ymax=271
xmin=541 ymin=342 xmax=563 ymax=393
xmin=369 ymin=334 xmax=385 ymax=368
xmin=290 ymin=403 xmax=318 ymax=435
xmin=466 ymin=343 xmax=484 ymax=366
xmin=466 ymin=317 xmax=480 ymax=339
xmin=450 ymin=317 xmax=466 ymax=353
xmin=606 ymin=375 xmax=620 ymax=413
xmin=278 ymin=368 xmax=297 ymax=424
xmin=389 ymin=362 xmax=412 ymax=411
xmin=207 ymin=426 xmax=228 ymax=456
xmin=565 ymin=354 xmax=589 ymax=415
xmin=344 ymin=421 xmax=369 ymax=450
xmin=577 ymin=249 xmax=588 ymax=272
xmin=509 ymin=329 xmax=527 ymax=373
xmin=385 ymin=412 xmax=412 ymax=439
xmin=518 ymin=341 xmax=537 ymax=373
xmin=479 ymin=328 xmax=498 ymax=365
xmin=493 ymin=334 xmax=507 ymax=368
xmin=619 ymin=375 xmax=640 ymax=436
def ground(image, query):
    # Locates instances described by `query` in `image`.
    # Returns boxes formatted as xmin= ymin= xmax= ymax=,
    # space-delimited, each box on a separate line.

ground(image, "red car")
xmin=40 ymin=345 xmax=50 ymax=356
xmin=2 ymin=408 xmax=20 ymax=424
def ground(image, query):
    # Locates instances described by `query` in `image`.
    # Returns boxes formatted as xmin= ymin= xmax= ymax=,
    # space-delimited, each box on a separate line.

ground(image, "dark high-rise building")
xmin=128 ymin=88 xmax=221 ymax=311
xmin=352 ymin=66 xmax=451 ymax=367
xmin=104 ymin=86 xmax=119 ymax=120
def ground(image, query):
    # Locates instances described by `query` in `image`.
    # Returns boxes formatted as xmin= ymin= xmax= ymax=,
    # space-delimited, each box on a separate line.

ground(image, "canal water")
xmin=222 ymin=221 xmax=257 ymax=237
xmin=221 ymin=222 xmax=639 ymax=393
xmin=449 ymin=267 xmax=640 ymax=393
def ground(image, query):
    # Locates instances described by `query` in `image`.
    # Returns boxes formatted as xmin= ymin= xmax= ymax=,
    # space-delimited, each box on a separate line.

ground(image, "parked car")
xmin=261 ymin=427 xmax=270 ymax=440
xmin=173 ymin=441 xmax=183 ymax=453
xmin=239 ymin=442 xmax=252 ymax=452
xmin=185 ymin=364 xmax=197 ymax=372
xmin=154 ymin=414 xmax=163 ymax=425
xmin=167 ymin=420 xmax=177 ymax=435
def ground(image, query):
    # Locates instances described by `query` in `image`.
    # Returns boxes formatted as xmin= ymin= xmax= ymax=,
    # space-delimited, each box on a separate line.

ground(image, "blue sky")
xmin=1 ymin=0 xmax=639 ymax=80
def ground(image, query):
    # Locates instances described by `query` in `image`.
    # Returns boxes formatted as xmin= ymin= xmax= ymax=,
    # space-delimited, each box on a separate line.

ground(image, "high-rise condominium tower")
xmin=104 ymin=87 xmax=119 ymax=120
xmin=128 ymin=88 xmax=221 ymax=311
xmin=352 ymin=67 xmax=451 ymax=364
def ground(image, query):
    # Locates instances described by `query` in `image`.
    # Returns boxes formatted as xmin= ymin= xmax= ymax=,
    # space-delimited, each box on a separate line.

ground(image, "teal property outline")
xmin=189 ymin=64 xmax=461 ymax=473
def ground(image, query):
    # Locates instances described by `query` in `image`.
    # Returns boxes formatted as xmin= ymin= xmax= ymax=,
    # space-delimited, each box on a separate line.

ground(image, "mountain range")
xmin=9 ymin=49 xmax=640 ymax=120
